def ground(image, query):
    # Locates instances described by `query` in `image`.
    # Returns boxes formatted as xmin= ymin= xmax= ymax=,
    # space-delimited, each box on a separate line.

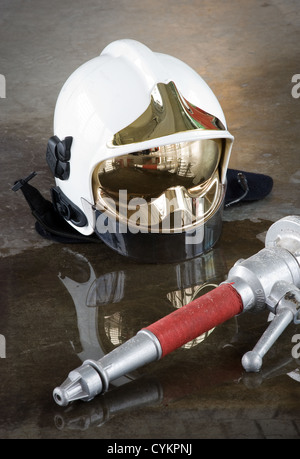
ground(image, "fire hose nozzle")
xmin=53 ymin=330 xmax=162 ymax=406
xmin=53 ymin=284 xmax=243 ymax=406
xmin=53 ymin=216 xmax=300 ymax=406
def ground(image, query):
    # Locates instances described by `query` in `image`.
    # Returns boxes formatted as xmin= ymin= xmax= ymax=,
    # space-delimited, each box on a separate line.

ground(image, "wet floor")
xmin=1 ymin=0 xmax=300 ymax=440
xmin=1 ymin=219 xmax=300 ymax=439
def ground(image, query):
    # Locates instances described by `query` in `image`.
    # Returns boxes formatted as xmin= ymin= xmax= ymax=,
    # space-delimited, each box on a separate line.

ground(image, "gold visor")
xmin=92 ymin=140 xmax=224 ymax=233
xmin=94 ymin=139 xmax=222 ymax=202
xmin=91 ymin=81 xmax=227 ymax=234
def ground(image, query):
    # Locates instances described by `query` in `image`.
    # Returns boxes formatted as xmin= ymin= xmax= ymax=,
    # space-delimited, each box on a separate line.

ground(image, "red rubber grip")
xmin=145 ymin=283 xmax=243 ymax=358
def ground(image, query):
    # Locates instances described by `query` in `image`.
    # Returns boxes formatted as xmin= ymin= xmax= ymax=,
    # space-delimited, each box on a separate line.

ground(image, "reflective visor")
xmin=94 ymin=139 xmax=222 ymax=202
xmin=88 ymin=81 xmax=229 ymax=261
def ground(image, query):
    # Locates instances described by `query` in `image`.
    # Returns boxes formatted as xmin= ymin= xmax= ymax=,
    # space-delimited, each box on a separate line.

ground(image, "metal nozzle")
xmin=53 ymin=364 xmax=103 ymax=406
xmin=53 ymin=330 xmax=162 ymax=406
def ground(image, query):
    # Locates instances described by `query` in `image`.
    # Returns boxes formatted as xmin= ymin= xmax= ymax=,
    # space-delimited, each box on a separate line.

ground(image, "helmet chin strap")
xmin=12 ymin=171 xmax=100 ymax=244
xmin=225 ymin=172 xmax=249 ymax=207
xmin=12 ymin=168 xmax=273 ymax=245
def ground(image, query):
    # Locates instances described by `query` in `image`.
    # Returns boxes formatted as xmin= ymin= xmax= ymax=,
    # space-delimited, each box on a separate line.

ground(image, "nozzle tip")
xmin=53 ymin=387 xmax=69 ymax=406
xmin=53 ymin=363 xmax=103 ymax=406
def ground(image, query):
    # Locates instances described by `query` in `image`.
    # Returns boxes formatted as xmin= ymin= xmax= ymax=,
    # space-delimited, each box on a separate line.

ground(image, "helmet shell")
xmin=53 ymin=39 xmax=233 ymax=236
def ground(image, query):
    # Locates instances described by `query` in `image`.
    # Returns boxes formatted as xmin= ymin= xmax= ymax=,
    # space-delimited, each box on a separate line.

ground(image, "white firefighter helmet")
xmin=47 ymin=39 xmax=234 ymax=262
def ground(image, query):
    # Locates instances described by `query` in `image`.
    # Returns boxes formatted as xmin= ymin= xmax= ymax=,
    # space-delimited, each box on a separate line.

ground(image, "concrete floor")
xmin=0 ymin=0 xmax=300 ymax=440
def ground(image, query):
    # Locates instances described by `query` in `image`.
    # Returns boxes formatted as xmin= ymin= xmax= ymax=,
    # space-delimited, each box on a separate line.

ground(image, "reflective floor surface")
xmin=1 ymin=220 xmax=300 ymax=439
xmin=0 ymin=0 xmax=300 ymax=439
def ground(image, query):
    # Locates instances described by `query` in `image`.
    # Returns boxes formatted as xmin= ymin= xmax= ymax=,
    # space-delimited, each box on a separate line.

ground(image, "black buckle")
xmin=46 ymin=136 xmax=73 ymax=180
xmin=12 ymin=171 xmax=37 ymax=192
xmin=51 ymin=186 xmax=87 ymax=227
